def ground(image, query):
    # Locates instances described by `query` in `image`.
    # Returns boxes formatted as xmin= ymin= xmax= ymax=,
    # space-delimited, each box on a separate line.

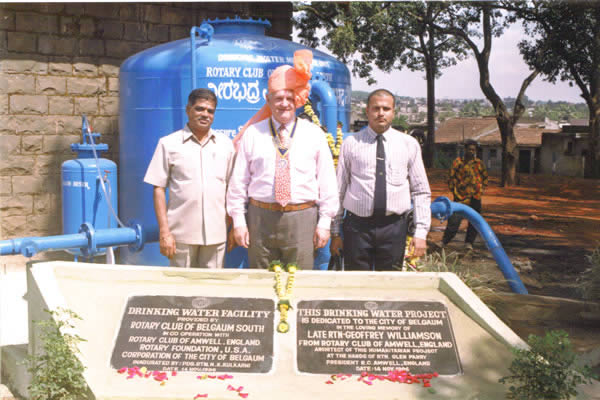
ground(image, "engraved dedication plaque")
xmin=297 ymin=300 xmax=461 ymax=375
xmin=111 ymin=296 xmax=274 ymax=373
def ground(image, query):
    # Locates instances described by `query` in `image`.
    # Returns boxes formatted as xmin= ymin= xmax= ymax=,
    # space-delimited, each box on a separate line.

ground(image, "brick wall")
xmin=0 ymin=2 xmax=292 ymax=268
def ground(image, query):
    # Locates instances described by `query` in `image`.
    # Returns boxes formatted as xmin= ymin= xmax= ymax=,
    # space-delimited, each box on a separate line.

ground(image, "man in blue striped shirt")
xmin=330 ymin=89 xmax=431 ymax=271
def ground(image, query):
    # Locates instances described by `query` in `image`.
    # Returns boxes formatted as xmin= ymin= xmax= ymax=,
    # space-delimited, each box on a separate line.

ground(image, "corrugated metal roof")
xmin=435 ymin=117 xmax=558 ymax=147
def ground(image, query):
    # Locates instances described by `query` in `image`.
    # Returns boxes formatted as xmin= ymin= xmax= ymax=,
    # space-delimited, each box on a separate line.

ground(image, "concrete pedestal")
xmin=22 ymin=261 xmax=596 ymax=400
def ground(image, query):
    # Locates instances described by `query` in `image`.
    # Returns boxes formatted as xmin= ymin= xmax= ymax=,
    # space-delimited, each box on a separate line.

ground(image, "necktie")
xmin=275 ymin=125 xmax=291 ymax=207
xmin=373 ymin=134 xmax=386 ymax=217
xmin=278 ymin=125 xmax=290 ymax=149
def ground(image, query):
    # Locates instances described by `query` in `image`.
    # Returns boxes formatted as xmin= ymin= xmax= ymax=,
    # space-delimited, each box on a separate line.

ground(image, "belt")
xmin=249 ymin=198 xmax=316 ymax=213
xmin=346 ymin=211 xmax=407 ymax=226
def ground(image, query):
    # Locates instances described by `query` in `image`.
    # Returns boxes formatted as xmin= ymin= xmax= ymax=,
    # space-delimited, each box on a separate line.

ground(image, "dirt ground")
xmin=427 ymin=168 xmax=600 ymax=356
xmin=427 ymin=168 xmax=600 ymax=299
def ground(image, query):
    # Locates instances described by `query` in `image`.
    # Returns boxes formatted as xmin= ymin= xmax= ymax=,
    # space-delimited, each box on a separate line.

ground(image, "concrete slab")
xmin=24 ymin=261 xmax=597 ymax=400
xmin=0 ymin=263 xmax=28 ymax=391
xmin=0 ymin=345 xmax=27 ymax=399
xmin=0 ymin=269 xmax=29 ymax=347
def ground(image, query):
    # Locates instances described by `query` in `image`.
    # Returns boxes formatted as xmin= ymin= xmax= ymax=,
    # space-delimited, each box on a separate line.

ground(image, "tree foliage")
xmin=392 ymin=115 xmax=410 ymax=132
xmin=420 ymin=1 xmax=539 ymax=186
xmin=294 ymin=1 xmax=467 ymax=167
xmin=459 ymin=100 xmax=494 ymax=117
xmin=295 ymin=2 xmax=464 ymax=82
xmin=507 ymin=0 xmax=600 ymax=178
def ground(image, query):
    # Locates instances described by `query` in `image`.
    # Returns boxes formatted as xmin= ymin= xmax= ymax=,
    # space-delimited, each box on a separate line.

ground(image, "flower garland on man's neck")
xmin=269 ymin=260 xmax=297 ymax=333
xmin=303 ymin=102 xmax=343 ymax=167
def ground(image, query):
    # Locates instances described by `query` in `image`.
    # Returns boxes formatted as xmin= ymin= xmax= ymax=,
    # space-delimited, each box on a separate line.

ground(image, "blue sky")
xmin=295 ymin=22 xmax=584 ymax=104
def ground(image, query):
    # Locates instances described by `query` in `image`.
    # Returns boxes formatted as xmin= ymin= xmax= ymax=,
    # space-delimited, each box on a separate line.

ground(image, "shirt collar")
xmin=183 ymin=124 xmax=215 ymax=144
xmin=272 ymin=118 xmax=295 ymax=132
xmin=366 ymin=125 xmax=390 ymax=142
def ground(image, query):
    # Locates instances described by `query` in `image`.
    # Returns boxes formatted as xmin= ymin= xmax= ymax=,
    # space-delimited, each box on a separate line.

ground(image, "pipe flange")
xmin=79 ymin=222 xmax=97 ymax=257
xmin=432 ymin=196 xmax=453 ymax=222
xmin=20 ymin=239 xmax=39 ymax=258
xmin=191 ymin=23 xmax=214 ymax=43
xmin=127 ymin=221 xmax=144 ymax=253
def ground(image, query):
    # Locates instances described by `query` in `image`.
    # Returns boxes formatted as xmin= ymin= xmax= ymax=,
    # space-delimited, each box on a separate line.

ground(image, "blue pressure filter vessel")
xmin=61 ymin=116 xmax=118 ymax=256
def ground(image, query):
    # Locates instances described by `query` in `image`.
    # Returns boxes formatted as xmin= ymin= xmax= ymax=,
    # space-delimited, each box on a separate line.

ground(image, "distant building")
xmin=434 ymin=117 xmax=554 ymax=173
xmin=540 ymin=123 xmax=589 ymax=177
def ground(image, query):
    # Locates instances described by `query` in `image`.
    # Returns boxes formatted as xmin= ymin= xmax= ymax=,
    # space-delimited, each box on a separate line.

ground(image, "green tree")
xmin=392 ymin=114 xmax=410 ymax=131
xmin=530 ymin=102 xmax=588 ymax=121
xmin=532 ymin=103 xmax=550 ymax=120
xmin=503 ymin=95 xmax=531 ymax=111
xmin=460 ymin=100 xmax=484 ymax=117
xmin=421 ymin=2 xmax=540 ymax=186
xmin=294 ymin=2 xmax=467 ymax=168
xmin=508 ymin=0 xmax=600 ymax=178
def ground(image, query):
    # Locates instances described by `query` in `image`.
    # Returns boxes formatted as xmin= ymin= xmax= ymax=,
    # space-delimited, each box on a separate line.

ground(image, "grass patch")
xmin=418 ymin=249 xmax=505 ymax=303
xmin=578 ymin=246 xmax=600 ymax=302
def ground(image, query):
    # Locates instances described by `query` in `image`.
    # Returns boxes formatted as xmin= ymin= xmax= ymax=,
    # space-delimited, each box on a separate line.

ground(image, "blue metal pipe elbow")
xmin=431 ymin=196 xmax=528 ymax=294
xmin=310 ymin=79 xmax=339 ymax=137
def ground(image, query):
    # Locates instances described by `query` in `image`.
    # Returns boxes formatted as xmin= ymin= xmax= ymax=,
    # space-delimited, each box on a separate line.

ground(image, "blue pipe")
xmin=310 ymin=79 xmax=339 ymax=138
xmin=0 ymin=195 xmax=527 ymax=295
xmin=0 ymin=222 xmax=148 ymax=258
xmin=190 ymin=23 xmax=215 ymax=90
xmin=431 ymin=196 xmax=528 ymax=294
xmin=307 ymin=79 xmax=339 ymax=270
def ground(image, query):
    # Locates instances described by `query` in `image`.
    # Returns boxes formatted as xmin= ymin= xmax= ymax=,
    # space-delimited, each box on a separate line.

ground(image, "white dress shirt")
xmin=227 ymin=117 xmax=339 ymax=230
xmin=144 ymin=125 xmax=235 ymax=245
xmin=332 ymin=126 xmax=431 ymax=239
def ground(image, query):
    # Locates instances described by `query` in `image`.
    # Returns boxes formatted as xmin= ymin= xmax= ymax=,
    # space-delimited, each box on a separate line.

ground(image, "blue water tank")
xmin=62 ymin=116 xmax=118 ymax=256
xmin=119 ymin=17 xmax=351 ymax=267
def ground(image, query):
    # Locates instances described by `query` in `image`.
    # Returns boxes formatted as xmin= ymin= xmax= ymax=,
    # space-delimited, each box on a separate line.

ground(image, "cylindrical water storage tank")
xmin=62 ymin=117 xmax=118 ymax=257
xmin=119 ymin=17 xmax=351 ymax=267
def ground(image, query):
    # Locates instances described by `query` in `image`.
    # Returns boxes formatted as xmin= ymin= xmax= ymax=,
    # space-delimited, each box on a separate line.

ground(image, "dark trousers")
xmin=342 ymin=212 xmax=408 ymax=271
xmin=442 ymin=197 xmax=482 ymax=245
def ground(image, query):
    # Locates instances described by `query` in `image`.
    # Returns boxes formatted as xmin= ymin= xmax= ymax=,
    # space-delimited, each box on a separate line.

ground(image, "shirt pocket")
xmin=170 ymin=153 xmax=195 ymax=182
xmin=211 ymin=151 xmax=229 ymax=182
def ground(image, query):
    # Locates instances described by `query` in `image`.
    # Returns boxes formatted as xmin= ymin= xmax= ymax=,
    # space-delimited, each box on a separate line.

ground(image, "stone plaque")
xmin=296 ymin=300 xmax=461 ymax=375
xmin=110 ymin=296 xmax=274 ymax=373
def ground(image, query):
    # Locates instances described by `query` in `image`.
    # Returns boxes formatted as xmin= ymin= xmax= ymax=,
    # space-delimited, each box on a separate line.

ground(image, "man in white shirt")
xmin=144 ymin=88 xmax=234 ymax=268
xmin=330 ymin=89 xmax=431 ymax=271
xmin=227 ymin=50 xmax=339 ymax=269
